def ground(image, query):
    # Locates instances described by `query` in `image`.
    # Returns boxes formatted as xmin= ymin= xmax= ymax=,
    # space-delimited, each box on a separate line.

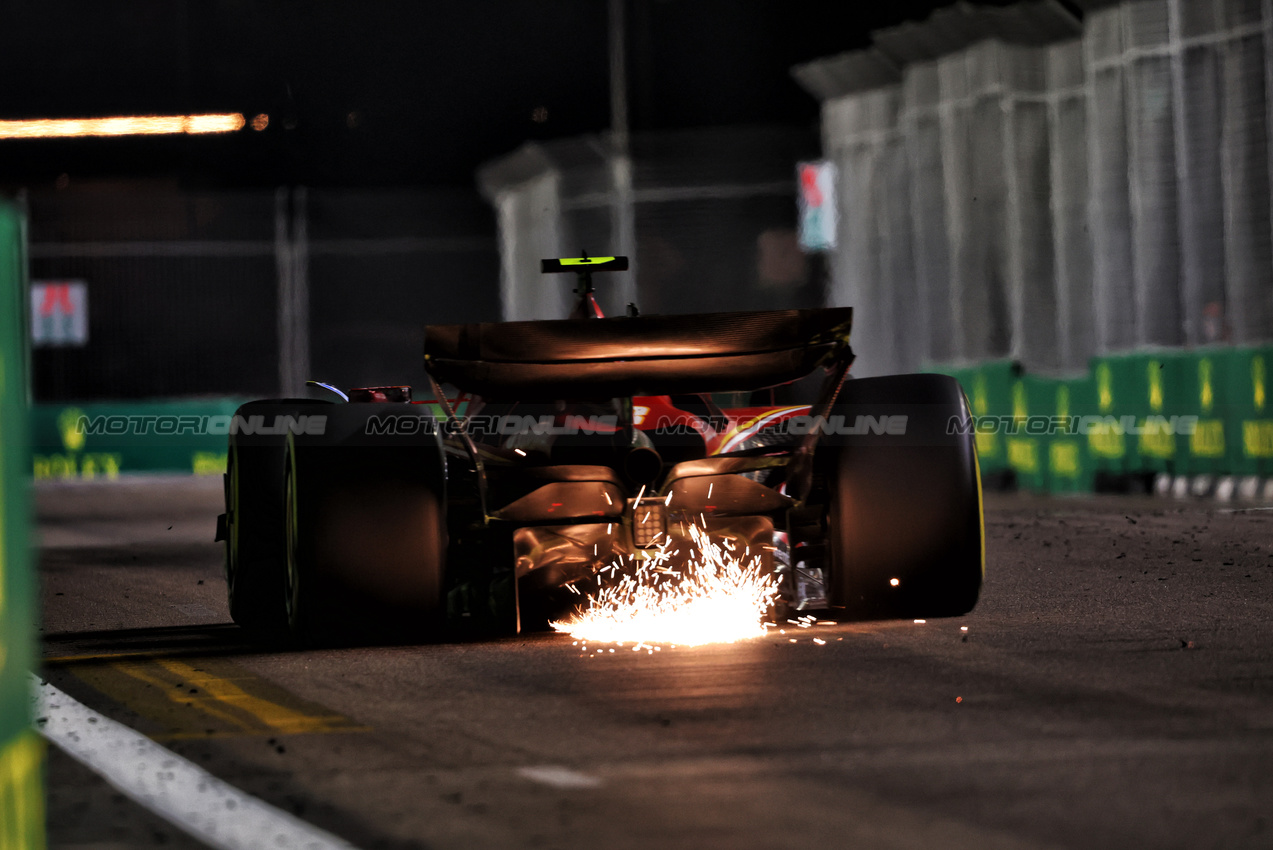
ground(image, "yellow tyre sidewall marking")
xmin=975 ymin=447 xmax=986 ymax=578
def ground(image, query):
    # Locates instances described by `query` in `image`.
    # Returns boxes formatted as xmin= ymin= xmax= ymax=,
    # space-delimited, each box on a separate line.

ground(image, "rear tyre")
xmin=821 ymin=373 xmax=983 ymax=618
xmin=285 ymin=439 xmax=447 ymax=645
xmin=224 ymin=398 xmax=328 ymax=633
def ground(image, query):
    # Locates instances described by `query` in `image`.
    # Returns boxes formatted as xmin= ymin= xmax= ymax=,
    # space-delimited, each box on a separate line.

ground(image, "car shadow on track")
xmin=40 ymin=620 xmax=544 ymax=667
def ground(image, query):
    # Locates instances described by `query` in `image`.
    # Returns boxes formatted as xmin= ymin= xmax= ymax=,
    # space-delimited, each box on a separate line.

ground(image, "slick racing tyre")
xmin=820 ymin=373 xmax=983 ymax=618
xmin=224 ymin=398 xmax=330 ymax=633
xmin=284 ymin=436 xmax=446 ymax=645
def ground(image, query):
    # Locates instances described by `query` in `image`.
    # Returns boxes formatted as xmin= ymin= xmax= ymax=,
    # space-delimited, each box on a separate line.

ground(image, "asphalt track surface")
xmin=36 ymin=476 xmax=1273 ymax=850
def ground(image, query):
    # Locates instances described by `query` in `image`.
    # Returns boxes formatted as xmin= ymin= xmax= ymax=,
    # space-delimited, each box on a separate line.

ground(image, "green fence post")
xmin=0 ymin=198 xmax=45 ymax=847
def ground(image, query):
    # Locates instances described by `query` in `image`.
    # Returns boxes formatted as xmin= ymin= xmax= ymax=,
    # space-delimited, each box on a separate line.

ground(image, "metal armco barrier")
xmin=0 ymin=199 xmax=45 ymax=848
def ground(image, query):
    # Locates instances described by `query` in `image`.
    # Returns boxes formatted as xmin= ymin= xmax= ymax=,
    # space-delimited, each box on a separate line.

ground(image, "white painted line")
xmin=516 ymin=765 xmax=602 ymax=789
xmin=31 ymin=676 xmax=362 ymax=850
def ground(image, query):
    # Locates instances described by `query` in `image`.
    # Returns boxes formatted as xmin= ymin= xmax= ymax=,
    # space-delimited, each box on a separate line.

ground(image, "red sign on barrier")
xmin=796 ymin=161 xmax=837 ymax=253
xmin=31 ymin=280 xmax=88 ymax=346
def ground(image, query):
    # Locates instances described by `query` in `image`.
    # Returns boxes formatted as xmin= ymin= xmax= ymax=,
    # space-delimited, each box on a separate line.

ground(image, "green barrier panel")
xmin=1005 ymin=374 xmax=1053 ymax=492
xmin=1180 ymin=348 xmax=1230 ymax=476
xmin=934 ymin=347 xmax=1273 ymax=490
xmin=1135 ymin=351 xmax=1188 ymax=476
xmin=1047 ymin=377 xmax=1096 ymax=493
xmin=29 ymin=399 xmax=247 ymax=480
xmin=927 ymin=360 xmax=1017 ymax=480
xmin=1092 ymin=351 xmax=1202 ymax=478
xmin=1223 ymin=346 xmax=1273 ymax=477
xmin=1087 ymin=354 xmax=1139 ymax=475
xmin=949 ymin=360 xmax=1017 ymax=477
xmin=0 ymin=200 xmax=45 ymax=846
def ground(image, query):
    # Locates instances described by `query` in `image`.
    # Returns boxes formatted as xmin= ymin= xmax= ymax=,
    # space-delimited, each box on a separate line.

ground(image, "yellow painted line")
xmin=112 ymin=661 xmax=256 ymax=733
xmin=43 ymin=651 xmax=214 ymax=665
xmin=148 ymin=726 xmax=367 ymax=742
xmin=70 ymin=661 xmax=259 ymax=738
xmin=156 ymin=658 xmax=357 ymax=735
xmin=65 ymin=657 xmax=368 ymax=739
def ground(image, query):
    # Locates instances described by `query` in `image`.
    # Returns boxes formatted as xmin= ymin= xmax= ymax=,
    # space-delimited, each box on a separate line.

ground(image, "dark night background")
xmin=7 ymin=0 xmax=1046 ymax=401
xmin=0 ymin=0 xmax=959 ymax=189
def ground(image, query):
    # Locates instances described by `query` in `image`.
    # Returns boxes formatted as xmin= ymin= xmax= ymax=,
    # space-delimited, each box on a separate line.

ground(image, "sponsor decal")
xmin=33 ymin=452 xmax=122 ymax=481
xmin=1200 ymin=358 xmax=1214 ymax=414
xmin=1254 ymin=355 xmax=1266 ymax=411
xmin=192 ymin=452 xmax=228 ymax=476
xmin=1097 ymin=362 xmax=1114 ymax=413
xmin=1007 ymin=438 xmax=1038 ymax=473
xmin=1242 ymin=420 xmax=1273 ymax=459
xmin=1049 ymin=441 xmax=1081 ymax=477
xmin=1190 ymin=420 xmax=1225 ymax=458
xmin=1148 ymin=360 xmax=1164 ymax=413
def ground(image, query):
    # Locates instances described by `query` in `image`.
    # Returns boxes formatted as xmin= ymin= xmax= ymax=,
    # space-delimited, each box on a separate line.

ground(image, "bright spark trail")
xmin=552 ymin=524 xmax=781 ymax=647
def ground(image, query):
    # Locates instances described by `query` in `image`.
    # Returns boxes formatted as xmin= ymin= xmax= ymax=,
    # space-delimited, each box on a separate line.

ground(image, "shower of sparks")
xmin=552 ymin=524 xmax=780 ymax=647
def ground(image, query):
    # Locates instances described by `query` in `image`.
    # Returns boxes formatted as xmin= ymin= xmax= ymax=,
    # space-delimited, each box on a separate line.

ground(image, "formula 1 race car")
xmin=217 ymin=255 xmax=983 ymax=642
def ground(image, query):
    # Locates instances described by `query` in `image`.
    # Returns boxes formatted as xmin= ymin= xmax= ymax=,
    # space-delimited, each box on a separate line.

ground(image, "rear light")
xmin=632 ymin=501 xmax=667 ymax=548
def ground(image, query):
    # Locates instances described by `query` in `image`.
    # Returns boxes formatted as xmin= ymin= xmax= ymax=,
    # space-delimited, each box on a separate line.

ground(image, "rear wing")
xmin=540 ymin=256 xmax=628 ymax=274
xmin=423 ymin=307 xmax=853 ymax=399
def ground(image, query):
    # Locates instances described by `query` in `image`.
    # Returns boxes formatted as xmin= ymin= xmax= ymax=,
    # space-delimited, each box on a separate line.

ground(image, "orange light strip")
xmin=0 ymin=113 xmax=246 ymax=140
